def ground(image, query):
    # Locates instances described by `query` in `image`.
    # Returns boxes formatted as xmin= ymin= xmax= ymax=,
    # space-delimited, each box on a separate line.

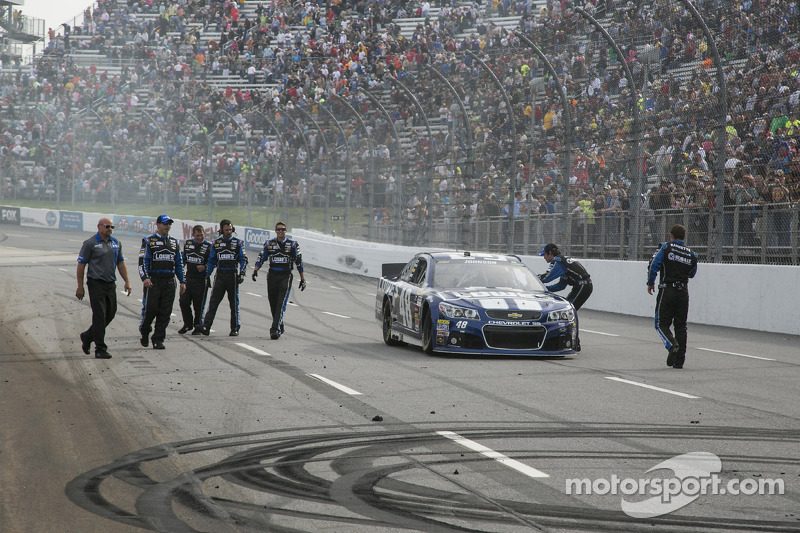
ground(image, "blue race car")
xmin=375 ymin=251 xmax=578 ymax=355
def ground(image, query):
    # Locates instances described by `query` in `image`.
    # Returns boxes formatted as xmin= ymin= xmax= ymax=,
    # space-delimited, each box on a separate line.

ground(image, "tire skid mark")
xmin=67 ymin=423 xmax=800 ymax=532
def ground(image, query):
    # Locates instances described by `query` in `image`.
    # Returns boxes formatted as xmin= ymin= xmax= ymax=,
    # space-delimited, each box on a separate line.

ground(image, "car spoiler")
xmin=382 ymin=262 xmax=406 ymax=278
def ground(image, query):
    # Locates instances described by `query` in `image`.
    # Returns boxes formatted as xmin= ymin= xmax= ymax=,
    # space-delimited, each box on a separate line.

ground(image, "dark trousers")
xmin=179 ymin=276 xmax=208 ymax=328
xmin=654 ymin=287 xmax=689 ymax=363
xmin=203 ymin=272 xmax=240 ymax=331
xmin=567 ymin=282 xmax=593 ymax=310
xmin=140 ymin=278 xmax=176 ymax=344
xmin=83 ymin=278 xmax=117 ymax=353
xmin=567 ymin=282 xmax=592 ymax=349
xmin=267 ymin=271 xmax=292 ymax=335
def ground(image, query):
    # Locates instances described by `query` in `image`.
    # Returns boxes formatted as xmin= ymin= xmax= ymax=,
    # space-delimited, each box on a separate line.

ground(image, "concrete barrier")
xmin=12 ymin=207 xmax=798 ymax=335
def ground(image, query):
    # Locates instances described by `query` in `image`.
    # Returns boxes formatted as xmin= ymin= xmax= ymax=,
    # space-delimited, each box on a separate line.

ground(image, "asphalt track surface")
xmin=1 ymin=226 xmax=798 ymax=533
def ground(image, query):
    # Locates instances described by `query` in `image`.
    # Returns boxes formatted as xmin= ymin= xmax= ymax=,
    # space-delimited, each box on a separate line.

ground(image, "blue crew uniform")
xmin=254 ymin=235 xmax=304 ymax=338
xmin=139 ymin=232 xmax=185 ymax=347
xmin=647 ymin=239 xmax=698 ymax=367
xmin=179 ymin=237 xmax=212 ymax=333
xmin=202 ymin=235 xmax=247 ymax=334
xmin=539 ymin=246 xmax=592 ymax=351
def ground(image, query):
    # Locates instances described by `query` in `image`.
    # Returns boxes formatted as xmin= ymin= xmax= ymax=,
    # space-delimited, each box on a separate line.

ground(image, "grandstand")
xmin=0 ymin=0 xmax=797 ymax=264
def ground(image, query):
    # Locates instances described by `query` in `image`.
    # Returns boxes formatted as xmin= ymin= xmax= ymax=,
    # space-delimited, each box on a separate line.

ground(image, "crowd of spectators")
xmin=1 ymin=0 xmax=798 ymax=251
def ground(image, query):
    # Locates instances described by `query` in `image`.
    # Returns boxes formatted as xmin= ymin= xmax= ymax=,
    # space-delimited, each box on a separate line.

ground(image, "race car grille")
xmin=485 ymin=310 xmax=543 ymax=320
xmin=483 ymin=325 xmax=546 ymax=350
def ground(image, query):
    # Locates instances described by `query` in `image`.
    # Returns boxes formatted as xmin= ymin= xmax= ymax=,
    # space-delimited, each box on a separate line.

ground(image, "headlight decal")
xmin=547 ymin=308 xmax=575 ymax=322
xmin=438 ymin=302 xmax=480 ymax=320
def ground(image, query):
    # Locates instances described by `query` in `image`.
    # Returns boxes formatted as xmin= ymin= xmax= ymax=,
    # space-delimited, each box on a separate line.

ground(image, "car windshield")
xmin=432 ymin=259 xmax=547 ymax=291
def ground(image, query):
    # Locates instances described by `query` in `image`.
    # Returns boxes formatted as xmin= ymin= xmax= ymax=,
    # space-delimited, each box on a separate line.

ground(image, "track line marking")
xmin=605 ymin=377 xmax=700 ymax=399
xmin=582 ymin=329 xmax=619 ymax=337
xmin=307 ymin=373 xmax=362 ymax=395
xmin=236 ymin=343 xmax=270 ymax=356
xmin=58 ymin=267 xmax=68 ymax=272
xmin=437 ymin=431 xmax=549 ymax=478
xmin=3 ymin=233 xmax=28 ymax=237
xmin=329 ymin=286 xmax=346 ymax=290
xmin=323 ymin=311 xmax=350 ymax=319
xmin=695 ymin=347 xmax=776 ymax=361
xmin=246 ymin=292 xmax=262 ymax=297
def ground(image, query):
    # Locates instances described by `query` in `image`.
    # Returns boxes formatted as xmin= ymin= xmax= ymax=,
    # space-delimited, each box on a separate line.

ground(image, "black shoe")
xmin=178 ymin=325 xmax=191 ymax=334
xmin=191 ymin=327 xmax=203 ymax=335
xmin=280 ymin=325 xmax=285 ymax=334
xmin=667 ymin=344 xmax=680 ymax=367
xmin=80 ymin=332 xmax=91 ymax=355
xmin=152 ymin=341 xmax=165 ymax=350
xmin=672 ymin=364 xmax=684 ymax=369
xmin=200 ymin=326 xmax=210 ymax=336
xmin=229 ymin=329 xmax=239 ymax=336
xmin=95 ymin=350 xmax=112 ymax=359
xmin=270 ymin=331 xmax=279 ymax=340
xmin=140 ymin=334 xmax=149 ymax=347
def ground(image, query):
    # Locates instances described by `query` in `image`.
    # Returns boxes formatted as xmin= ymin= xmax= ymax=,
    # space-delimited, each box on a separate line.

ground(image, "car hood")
xmin=439 ymin=288 xmax=570 ymax=311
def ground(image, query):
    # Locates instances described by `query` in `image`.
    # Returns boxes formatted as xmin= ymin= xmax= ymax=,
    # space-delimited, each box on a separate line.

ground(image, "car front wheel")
xmin=421 ymin=307 xmax=435 ymax=354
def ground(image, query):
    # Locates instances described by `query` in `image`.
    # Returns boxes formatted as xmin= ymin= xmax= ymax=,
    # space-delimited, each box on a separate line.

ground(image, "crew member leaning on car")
xmin=539 ymin=243 xmax=592 ymax=352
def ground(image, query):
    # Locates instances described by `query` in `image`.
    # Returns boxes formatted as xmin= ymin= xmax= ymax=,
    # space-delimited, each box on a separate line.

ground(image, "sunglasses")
xmin=103 ymin=224 xmax=115 ymax=229
xmin=275 ymin=228 xmax=287 ymax=232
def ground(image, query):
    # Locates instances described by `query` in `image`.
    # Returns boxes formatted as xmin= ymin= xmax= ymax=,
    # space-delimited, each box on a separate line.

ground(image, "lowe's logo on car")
xmin=244 ymin=228 xmax=270 ymax=250
xmin=452 ymin=290 xmax=522 ymax=298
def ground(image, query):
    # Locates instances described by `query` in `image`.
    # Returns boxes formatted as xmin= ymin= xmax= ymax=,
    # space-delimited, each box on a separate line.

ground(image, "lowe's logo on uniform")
xmin=153 ymin=252 xmax=175 ymax=261
xmin=218 ymin=252 xmax=236 ymax=261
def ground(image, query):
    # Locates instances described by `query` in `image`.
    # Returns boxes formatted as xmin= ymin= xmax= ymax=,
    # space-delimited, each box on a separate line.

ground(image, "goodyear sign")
xmin=243 ymin=227 xmax=271 ymax=251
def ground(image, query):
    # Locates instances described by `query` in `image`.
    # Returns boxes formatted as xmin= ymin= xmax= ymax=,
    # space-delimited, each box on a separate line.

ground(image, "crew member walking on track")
xmin=76 ymin=217 xmax=132 ymax=359
xmin=647 ymin=224 xmax=698 ymax=369
xmin=179 ymin=224 xmax=212 ymax=335
xmin=251 ymin=222 xmax=306 ymax=340
xmin=201 ymin=219 xmax=247 ymax=336
xmin=539 ymin=243 xmax=592 ymax=352
xmin=139 ymin=215 xmax=186 ymax=350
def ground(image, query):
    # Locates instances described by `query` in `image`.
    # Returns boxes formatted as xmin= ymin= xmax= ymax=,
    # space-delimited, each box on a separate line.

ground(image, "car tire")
xmin=382 ymin=300 xmax=402 ymax=346
xmin=421 ymin=307 xmax=435 ymax=354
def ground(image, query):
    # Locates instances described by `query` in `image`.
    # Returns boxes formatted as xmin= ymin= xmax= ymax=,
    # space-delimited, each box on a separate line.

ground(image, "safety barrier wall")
xmin=8 ymin=207 xmax=798 ymax=336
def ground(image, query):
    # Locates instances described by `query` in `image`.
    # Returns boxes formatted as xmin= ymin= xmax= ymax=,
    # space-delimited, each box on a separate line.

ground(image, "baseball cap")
xmin=538 ymin=243 xmax=559 ymax=256
xmin=157 ymin=215 xmax=174 ymax=225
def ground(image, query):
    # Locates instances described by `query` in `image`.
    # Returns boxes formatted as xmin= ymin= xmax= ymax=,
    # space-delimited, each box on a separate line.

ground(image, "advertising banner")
xmin=243 ymin=227 xmax=271 ymax=251
xmin=113 ymin=215 xmax=153 ymax=238
xmin=58 ymin=211 xmax=84 ymax=231
xmin=0 ymin=206 xmax=21 ymax=225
